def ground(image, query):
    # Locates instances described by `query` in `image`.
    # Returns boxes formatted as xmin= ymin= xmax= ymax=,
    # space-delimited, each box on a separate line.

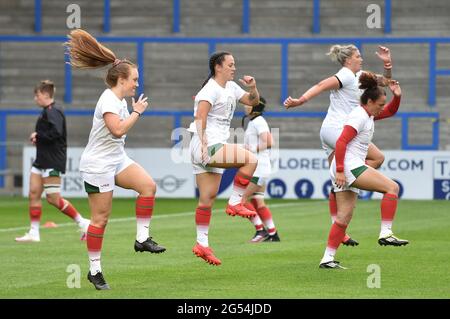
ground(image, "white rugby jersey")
xmin=343 ymin=106 xmax=374 ymax=167
xmin=188 ymin=78 xmax=246 ymax=146
xmin=244 ymin=115 xmax=271 ymax=165
xmin=79 ymin=89 xmax=129 ymax=174
xmin=321 ymin=67 xmax=363 ymax=129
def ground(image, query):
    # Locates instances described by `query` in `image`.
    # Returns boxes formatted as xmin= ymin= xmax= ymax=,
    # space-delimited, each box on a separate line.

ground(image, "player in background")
xmin=188 ymin=51 xmax=260 ymax=266
xmin=241 ymin=97 xmax=280 ymax=243
xmin=65 ymin=29 xmax=166 ymax=290
xmin=320 ymin=73 xmax=408 ymax=269
xmin=284 ymin=45 xmax=394 ymax=247
xmin=15 ymin=80 xmax=90 ymax=243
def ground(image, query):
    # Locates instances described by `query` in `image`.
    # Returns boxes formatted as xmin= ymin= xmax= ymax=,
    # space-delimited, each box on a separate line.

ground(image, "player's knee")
xmin=374 ymin=153 xmax=385 ymax=169
xmin=29 ymin=189 xmax=41 ymax=200
xmin=387 ymin=181 xmax=399 ymax=195
xmin=46 ymin=194 xmax=60 ymax=207
xmin=91 ymin=214 xmax=108 ymax=228
xmin=336 ymin=211 xmax=352 ymax=225
xmin=138 ymin=179 xmax=156 ymax=197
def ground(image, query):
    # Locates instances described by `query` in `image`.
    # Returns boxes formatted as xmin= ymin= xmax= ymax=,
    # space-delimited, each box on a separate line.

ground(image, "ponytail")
xmin=359 ymin=72 xmax=385 ymax=105
xmin=64 ymin=29 xmax=135 ymax=88
xmin=326 ymin=44 xmax=358 ymax=66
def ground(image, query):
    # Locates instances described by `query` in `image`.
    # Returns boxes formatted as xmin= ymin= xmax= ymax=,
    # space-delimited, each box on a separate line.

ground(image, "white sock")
xmin=331 ymin=215 xmax=337 ymax=224
xmin=29 ymin=221 xmax=40 ymax=237
xmin=73 ymin=214 xmax=83 ymax=225
xmin=320 ymin=246 xmax=336 ymax=264
xmin=263 ymin=219 xmax=276 ymax=233
xmin=228 ymin=187 xmax=246 ymax=206
xmin=380 ymin=221 xmax=393 ymax=238
xmin=136 ymin=218 xmax=151 ymax=243
xmin=196 ymin=225 xmax=209 ymax=247
xmin=89 ymin=251 xmax=102 ymax=275
xmin=250 ymin=215 xmax=263 ymax=227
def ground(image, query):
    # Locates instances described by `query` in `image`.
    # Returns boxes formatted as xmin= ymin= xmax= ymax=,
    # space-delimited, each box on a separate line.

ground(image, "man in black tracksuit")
xmin=15 ymin=80 xmax=89 ymax=242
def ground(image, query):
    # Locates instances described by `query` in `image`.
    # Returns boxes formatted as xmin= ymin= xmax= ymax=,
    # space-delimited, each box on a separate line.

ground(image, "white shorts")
xmin=320 ymin=126 xmax=343 ymax=157
xmin=190 ymin=134 xmax=225 ymax=175
xmin=31 ymin=166 xmax=61 ymax=178
xmin=81 ymin=155 xmax=135 ymax=193
xmin=330 ymin=157 xmax=368 ymax=194
xmin=253 ymin=158 xmax=271 ymax=183
xmin=251 ymin=176 xmax=269 ymax=186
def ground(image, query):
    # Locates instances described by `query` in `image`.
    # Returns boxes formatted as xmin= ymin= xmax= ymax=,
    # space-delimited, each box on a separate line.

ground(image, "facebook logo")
xmin=294 ymin=179 xmax=314 ymax=198
xmin=267 ymin=179 xmax=287 ymax=198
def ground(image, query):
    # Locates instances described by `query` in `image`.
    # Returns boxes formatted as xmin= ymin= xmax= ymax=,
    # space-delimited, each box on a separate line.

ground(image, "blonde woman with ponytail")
xmin=65 ymin=29 xmax=166 ymax=290
xmin=284 ymin=44 xmax=393 ymax=247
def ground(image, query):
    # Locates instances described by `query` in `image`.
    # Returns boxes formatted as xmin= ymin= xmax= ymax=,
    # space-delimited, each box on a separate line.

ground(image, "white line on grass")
xmin=0 ymin=201 xmax=326 ymax=233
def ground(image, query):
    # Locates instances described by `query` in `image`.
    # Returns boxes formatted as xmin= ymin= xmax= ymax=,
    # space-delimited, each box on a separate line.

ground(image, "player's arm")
xmin=194 ymin=101 xmax=211 ymax=144
xmin=255 ymin=131 xmax=273 ymax=152
xmin=36 ymin=111 xmax=64 ymax=143
xmin=375 ymin=45 xmax=393 ymax=86
xmin=104 ymin=94 xmax=148 ymax=138
xmin=194 ymin=100 xmax=212 ymax=165
xmin=239 ymin=76 xmax=260 ymax=106
xmin=284 ymin=76 xmax=340 ymax=109
xmin=334 ymin=125 xmax=358 ymax=188
xmin=375 ymin=80 xmax=402 ymax=121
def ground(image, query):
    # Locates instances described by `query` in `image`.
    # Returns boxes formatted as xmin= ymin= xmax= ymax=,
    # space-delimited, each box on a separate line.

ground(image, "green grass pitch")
xmin=0 ymin=197 xmax=449 ymax=298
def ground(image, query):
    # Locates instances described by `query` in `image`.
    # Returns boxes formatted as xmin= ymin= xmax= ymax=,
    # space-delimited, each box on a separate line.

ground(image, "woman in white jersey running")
xmin=189 ymin=51 xmax=260 ymax=266
xmin=284 ymin=44 xmax=394 ymax=246
xmin=241 ymin=97 xmax=280 ymax=243
xmin=65 ymin=29 xmax=166 ymax=290
xmin=319 ymin=72 xmax=408 ymax=269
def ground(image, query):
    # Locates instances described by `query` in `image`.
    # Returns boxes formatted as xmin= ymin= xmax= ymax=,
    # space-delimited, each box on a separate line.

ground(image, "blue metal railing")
xmin=313 ymin=0 xmax=320 ymax=34
xmin=103 ymin=0 xmax=111 ymax=33
xmin=172 ymin=0 xmax=181 ymax=33
xmin=0 ymin=109 xmax=441 ymax=187
xmin=33 ymin=0 xmax=392 ymax=35
xmin=1 ymin=35 xmax=449 ymax=107
xmin=34 ymin=0 xmax=42 ymax=33
xmin=384 ymin=0 xmax=392 ymax=34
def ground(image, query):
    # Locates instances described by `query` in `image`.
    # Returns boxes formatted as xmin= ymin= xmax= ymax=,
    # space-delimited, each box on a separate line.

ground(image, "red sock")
xmin=327 ymin=222 xmax=347 ymax=250
xmin=257 ymin=206 xmax=272 ymax=223
xmin=136 ymin=196 xmax=154 ymax=219
xmin=29 ymin=206 xmax=42 ymax=222
xmin=251 ymin=198 xmax=259 ymax=210
xmin=58 ymin=198 xmax=79 ymax=220
xmin=329 ymin=191 xmax=337 ymax=222
xmin=195 ymin=206 xmax=211 ymax=227
xmin=233 ymin=172 xmax=252 ymax=190
xmin=87 ymin=224 xmax=105 ymax=252
xmin=381 ymin=193 xmax=397 ymax=222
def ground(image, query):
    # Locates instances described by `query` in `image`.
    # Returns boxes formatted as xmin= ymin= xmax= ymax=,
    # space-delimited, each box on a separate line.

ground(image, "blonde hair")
xmin=64 ymin=29 xmax=135 ymax=87
xmin=326 ymin=44 xmax=358 ymax=66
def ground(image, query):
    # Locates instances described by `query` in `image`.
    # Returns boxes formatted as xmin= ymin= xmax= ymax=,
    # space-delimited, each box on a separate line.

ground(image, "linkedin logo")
xmin=267 ymin=179 xmax=287 ymax=198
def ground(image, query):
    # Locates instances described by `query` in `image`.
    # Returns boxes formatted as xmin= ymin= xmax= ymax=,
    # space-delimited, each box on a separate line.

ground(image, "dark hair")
xmin=201 ymin=51 xmax=232 ymax=88
xmin=64 ymin=29 xmax=136 ymax=88
xmin=241 ymin=97 xmax=267 ymax=127
xmin=34 ymin=80 xmax=55 ymax=98
xmin=359 ymin=72 xmax=386 ymax=105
